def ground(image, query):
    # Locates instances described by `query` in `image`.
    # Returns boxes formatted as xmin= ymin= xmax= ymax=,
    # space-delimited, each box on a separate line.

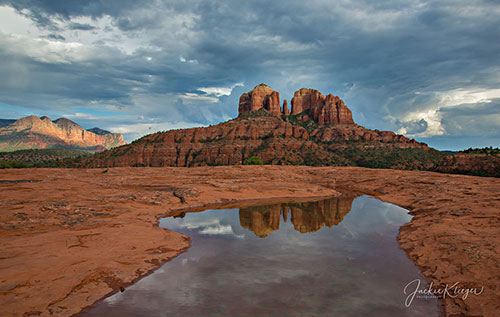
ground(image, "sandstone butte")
xmin=239 ymin=83 xmax=354 ymax=125
xmin=0 ymin=115 xmax=125 ymax=152
xmin=0 ymin=166 xmax=499 ymax=316
xmin=84 ymin=84 xmax=432 ymax=168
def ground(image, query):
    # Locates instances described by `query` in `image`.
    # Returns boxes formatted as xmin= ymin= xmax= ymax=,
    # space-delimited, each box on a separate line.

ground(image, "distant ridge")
xmin=0 ymin=115 xmax=125 ymax=152
xmin=0 ymin=119 xmax=16 ymax=128
xmin=87 ymin=127 xmax=112 ymax=135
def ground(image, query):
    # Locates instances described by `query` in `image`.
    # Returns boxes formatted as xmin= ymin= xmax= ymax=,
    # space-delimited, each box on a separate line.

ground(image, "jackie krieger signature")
xmin=404 ymin=279 xmax=484 ymax=307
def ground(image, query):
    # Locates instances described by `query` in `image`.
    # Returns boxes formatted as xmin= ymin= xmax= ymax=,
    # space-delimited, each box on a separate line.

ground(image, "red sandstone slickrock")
xmin=1 ymin=166 xmax=499 ymax=316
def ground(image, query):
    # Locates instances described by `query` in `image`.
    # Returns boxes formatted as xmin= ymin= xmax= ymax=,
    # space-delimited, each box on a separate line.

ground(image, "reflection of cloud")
xmin=178 ymin=218 xmax=220 ymax=230
xmin=173 ymin=216 xmax=245 ymax=238
xmin=103 ymin=292 xmax=124 ymax=304
xmin=199 ymin=224 xmax=233 ymax=235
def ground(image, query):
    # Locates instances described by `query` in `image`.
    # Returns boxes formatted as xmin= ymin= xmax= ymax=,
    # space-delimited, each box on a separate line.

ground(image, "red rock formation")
xmin=0 ymin=115 xmax=125 ymax=152
xmin=238 ymin=84 xmax=281 ymax=117
xmin=84 ymin=110 xmax=431 ymax=168
xmin=282 ymin=99 xmax=290 ymax=115
xmin=291 ymin=88 xmax=354 ymax=125
xmin=239 ymin=85 xmax=353 ymax=125
xmin=290 ymin=88 xmax=323 ymax=114
xmin=84 ymin=84 xmax=433 ymax=169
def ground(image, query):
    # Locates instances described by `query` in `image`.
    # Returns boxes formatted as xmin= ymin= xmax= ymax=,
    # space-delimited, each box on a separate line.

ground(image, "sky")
xmin=0 ymin=0 xmax=499 ymax=150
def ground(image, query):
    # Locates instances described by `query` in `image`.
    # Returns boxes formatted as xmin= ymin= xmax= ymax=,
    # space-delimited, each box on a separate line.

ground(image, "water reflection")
xmin=239 ymin=197 xmax=354 ymax=237
xmin=82 ymin=196 xmax=440 ymax=317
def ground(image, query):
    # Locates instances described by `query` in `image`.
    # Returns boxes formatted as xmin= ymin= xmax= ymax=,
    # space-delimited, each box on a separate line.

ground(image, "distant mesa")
xmin=238 ymin=84 xmax=354 ymax=125
xmin=0 ymin=115 xmax=125 ymax=152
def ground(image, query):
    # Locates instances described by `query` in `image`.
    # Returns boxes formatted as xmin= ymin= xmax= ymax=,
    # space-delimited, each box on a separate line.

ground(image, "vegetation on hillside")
xmin=0 ymin=149 xmax=91 ymax=168
xmin=243 ymin=156 xmax=264 ymax=165
xmin=236 ymin=108 xmax=275 ymax=120
xmin=328 ymin=144 xmax=446 ymax=170
xmin=284 ymin=111 xmax=319 ymax=133
xmin=459 ymin=146 xmax=500 ymax=155
xmin=0 ymin=161 xmax=29 ymax=169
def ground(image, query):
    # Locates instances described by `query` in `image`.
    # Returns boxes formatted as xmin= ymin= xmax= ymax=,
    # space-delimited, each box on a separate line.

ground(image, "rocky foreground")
xmin=0 ymin=166 xmax=499 ymax=316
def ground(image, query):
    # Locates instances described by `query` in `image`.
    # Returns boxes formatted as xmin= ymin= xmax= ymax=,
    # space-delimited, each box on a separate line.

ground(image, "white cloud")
xmin=1 ymin=33 xmax=90 ymax=64
xmin=0 ymin=5 xmax=194 ymax=60
xmin=109 ymin=121 xmax=204 ymax=141
xmin=437 ymin=88 xmax=500 ymax=108
xmin=179 ymin=56 xmax=198 ymax=64
xmin=62 ymin=112 xmax=107 ymax=121
xmin=198 ymin=82 xmax=244 ymax=97
xmin=398 ymin=88 xmax=500 ymax=138
xmin=0 ymin=5 xmax=36 ymax=34
xmin=180 ymin=93 xmax=219 ymax=104
xmin=0 ymin=7 xmax=129 ymax=63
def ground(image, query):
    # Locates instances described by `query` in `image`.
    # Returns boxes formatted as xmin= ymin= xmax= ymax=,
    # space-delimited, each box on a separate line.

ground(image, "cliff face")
xmin=84 ymin=83 xmax=439 ymax=169
xmin=239 ymin=83 xmax=282 ymax=117
xmin=84 ymin=113 xmax=432 ymax=168
xmin=86 ymin=114 xmax=313 ymax=167
xmin=0 ymin=116 xmax=125 ymax=152
xmin=291 ymin=88 xmax=354 ymax=125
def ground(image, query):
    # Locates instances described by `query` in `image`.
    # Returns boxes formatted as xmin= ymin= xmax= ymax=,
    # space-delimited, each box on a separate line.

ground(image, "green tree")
xmin=243 ymin=156 xmax=264 ymax=165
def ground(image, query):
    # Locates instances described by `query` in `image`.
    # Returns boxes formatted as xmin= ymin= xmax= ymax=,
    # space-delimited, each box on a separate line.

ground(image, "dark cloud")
xmin=399 ymin=119 xmax=429 ymax=135
xmin=1 ymin=0 xmax=145 ymax=19
xmin=0 ymin=0 xmax=499 ymax=149
xmin=440 ymin=100 xmax=500 ymax=137
xmin=46 ymin=33 xmax=65 ymax=40
xmin=68 ymin=22 xmax=95 ymax=30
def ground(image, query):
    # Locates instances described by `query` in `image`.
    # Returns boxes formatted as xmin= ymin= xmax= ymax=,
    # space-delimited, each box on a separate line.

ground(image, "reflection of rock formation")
xmin=239 ymin=197 xmax=354 ymax=237
xmin=239 ymin=205 xmax=282 ymax=238
xmin=289 ymin=198 xmax=353 ymax=233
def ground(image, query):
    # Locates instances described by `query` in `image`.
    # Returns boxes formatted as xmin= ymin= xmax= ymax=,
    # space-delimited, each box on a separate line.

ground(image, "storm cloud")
xmin=0 ymin=0 xmax=499 ymax=148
